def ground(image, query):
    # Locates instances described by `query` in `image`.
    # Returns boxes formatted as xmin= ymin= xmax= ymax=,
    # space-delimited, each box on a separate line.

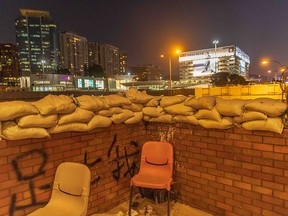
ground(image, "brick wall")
xmin=0 ymin=123 xmax=146 ymax=216
xmin=147 ymin=123 xmax=288 ymax=216
xmin=1 ymin=122 xmax=288 ymax=216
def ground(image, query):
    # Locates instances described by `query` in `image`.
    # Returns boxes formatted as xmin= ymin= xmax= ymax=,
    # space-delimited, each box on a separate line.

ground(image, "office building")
xmin=88 ymin=42 xmax=101 ymax=67
xmin=100 ymin=44 xmax=119 ymax=76
xmin=0 ymin=43 xmax=20 ymax=85
xmin=179 ymin=45 xmax=250 ymax=84
xmin=15 ymin=9 xmax=60 ymax=76
xmin=60 ymin=32 xmax=88 ymax=76
xmin=130 ymin=64 xmax=163 ymax=81
xmin=119 ymin=51 xmax=128 ymax=75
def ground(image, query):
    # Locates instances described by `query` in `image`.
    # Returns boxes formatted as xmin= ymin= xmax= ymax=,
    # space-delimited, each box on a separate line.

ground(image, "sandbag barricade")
xmin=0 ymin=91 xmax=287 ymax=140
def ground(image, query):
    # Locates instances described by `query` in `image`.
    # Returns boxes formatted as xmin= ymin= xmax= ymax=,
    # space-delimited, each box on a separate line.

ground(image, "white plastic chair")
xmin=28 ymin=162 xmax=91 ymax=216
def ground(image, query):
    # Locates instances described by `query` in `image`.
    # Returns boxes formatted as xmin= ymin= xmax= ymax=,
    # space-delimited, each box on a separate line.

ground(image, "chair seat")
xmin=131 ymin=173 xmax=172 ymax=190
xmin=28 ymin=191 xmax=86 ymax=216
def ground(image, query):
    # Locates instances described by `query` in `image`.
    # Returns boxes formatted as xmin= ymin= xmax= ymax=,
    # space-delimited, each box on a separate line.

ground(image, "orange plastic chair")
xmin=128 ymin=141 xmax=174 ymax=216
xmin=28 ymin=162 xmax=91 ymax=216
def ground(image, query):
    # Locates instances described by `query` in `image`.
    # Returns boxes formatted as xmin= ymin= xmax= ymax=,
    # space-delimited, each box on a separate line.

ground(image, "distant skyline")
xmin=1 ymin=0 xmax=288 ymax=77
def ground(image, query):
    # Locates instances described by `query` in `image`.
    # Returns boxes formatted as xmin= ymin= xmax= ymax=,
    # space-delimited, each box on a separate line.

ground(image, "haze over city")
xmin=1 ymin=0 xmax=288 ymax=76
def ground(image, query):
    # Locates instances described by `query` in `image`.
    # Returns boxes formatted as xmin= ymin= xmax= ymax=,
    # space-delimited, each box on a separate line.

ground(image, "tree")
xmin=85 ymin=64 xmax=106 ymax=78
xmin=211 ymin=72 xmax=247 ymax=86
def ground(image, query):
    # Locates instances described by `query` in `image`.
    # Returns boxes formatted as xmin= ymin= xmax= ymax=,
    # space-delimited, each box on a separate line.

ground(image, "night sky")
xmin=1 ymin=0 xmax=288 ymax=77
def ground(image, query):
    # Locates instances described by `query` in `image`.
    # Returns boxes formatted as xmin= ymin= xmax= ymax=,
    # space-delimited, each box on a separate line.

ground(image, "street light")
xmin=213 ymin=40 xmax=219 ymax=73
xmin=261 ymin=59 xmax=288 ymax=101
xmin=41 ymin=60 xmax=46 ymax=75
xmin=161 ymin=49 xmax=181 ymax=96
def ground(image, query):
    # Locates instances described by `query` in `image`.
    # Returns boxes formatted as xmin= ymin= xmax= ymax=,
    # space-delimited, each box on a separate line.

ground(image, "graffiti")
xmin=83 ymin=150 xmax=102 ymax=185
xmin=7 ymin=135 xmax=140 ymax=216
xmin=9 ymin=149 xmax=50 ymax=216
xmin=108 ymin=134 xmax=140 ymax=181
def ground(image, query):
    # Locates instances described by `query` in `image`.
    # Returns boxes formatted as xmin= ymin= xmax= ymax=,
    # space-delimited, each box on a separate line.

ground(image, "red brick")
xmin=262 ymin=194 xmax=284 ymax=206
xmin=275 ymin=146 xmax=288 ymax=153
xmin=225 ymin=133 xmax=243 ymax=141
xmin=242 ymin=134 xmax=262 ymax=142
xmin=208 ymin=131 xmax=225 ymax=138
xmin=262 ymin=180 xmax=284 ymax=191
xmin=263 ymin=137 xmax=285 ymax=145
xmin=234 ymin=181 xmax=251 ymax=190
xmin=253 ymin=143 xmax=273 ymax=151
xmin=217 ymin=201 xmax=232 ymax=211
xmin=233 ymin=140 xmax=252 ymax=148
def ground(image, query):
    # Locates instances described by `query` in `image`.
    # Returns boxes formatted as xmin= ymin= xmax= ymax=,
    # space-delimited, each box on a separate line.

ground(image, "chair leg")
xmin=128 ymin=186 xmax=133 ymax=216
xmin=167 ymin=190 xmax=170 ymax=216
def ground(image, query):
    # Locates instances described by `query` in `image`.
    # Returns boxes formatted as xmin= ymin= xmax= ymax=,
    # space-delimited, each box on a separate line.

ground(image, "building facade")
xmin=100 ymin=44 xmax=119 ymax=76
xmin=0 ymin=43 xmax=20 ymax=85
xmin=130 ymin=64 xmax=163 ymax=81
xmin=119 ymin=51 xmax=128 ymax=75
xmin=88 ymin=42 xmax=101 ymax=67
xmin=179 ymin=45 xmax=250 ymax=84
xmin=15 ymin=9 xmax=60 ymax=76
xmin=60 ymin=32 xmax=88 ymax=76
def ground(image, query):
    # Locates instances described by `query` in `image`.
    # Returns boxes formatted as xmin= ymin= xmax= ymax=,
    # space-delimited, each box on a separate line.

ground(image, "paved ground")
xmin=91 ymin=198 xmax=213 ymax=216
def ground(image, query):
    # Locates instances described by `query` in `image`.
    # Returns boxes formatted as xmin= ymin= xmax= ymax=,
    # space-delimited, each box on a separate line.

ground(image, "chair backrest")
xmin=53 ymin=162 xmax=91 ymax=197
xmin=140 ymin=141 xmax=173 ymax=175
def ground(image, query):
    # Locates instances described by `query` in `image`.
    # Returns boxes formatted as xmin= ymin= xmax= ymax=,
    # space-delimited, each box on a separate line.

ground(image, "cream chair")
xmin=28 ymin=162 xmax=91 ymax=216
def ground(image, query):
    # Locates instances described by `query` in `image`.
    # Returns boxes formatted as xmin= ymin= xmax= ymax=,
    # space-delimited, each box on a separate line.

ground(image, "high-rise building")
xmin=179 ymin=45 xmax=250 ymax=84
xmin=130 ymin=64 xmax=163 ymax=81
xmin=119 ymin=51 xmax=128 ymax=75
xmin=100 ymin=44 xmax=119 ymax=76
xmin=0 ymin=43 xmax=20 ymax=85
xmin=60 ymin=32 xmax=88 ymax=76
xmin=87 ymin=42 xmax=101 ymax=67
xmin=15 ymin=9 xmax=60 ymax=76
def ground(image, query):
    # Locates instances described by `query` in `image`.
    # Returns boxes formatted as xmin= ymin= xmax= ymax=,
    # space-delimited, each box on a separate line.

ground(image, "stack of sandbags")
xmin=122 ymin=89 xmax=154 ymax=124
xmin=32 ymin=94 xmax=84 ymax=134
xmin=241 ymin=98 xmax=287 ymax=133
xmin=0 ymin=101 xmax=50 ymax=140
xmin=75 ymin=95 xmax=112 ymax=131
xmin=102 ymin=94 xmax=136 ymax=124
xmin=143 ymin=95 xmax=187 ymax=123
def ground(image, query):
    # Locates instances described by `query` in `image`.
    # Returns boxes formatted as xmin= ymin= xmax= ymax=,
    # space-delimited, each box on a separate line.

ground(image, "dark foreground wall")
xmin=0 ymin=122 xmax=288 ymax=216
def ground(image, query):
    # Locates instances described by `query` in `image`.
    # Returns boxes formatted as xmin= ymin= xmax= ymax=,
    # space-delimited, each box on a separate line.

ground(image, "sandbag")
xmin=88 ymin=115 xmax=112 ymax=130
xmin=0 ymin=101 xmax=38 ymax=121
xmin=48 ymin=123 xmax=88 ymax=133
xmin=111 ymin=109 xmax=135 ymax=124
xmin=125 ymin=88 xmax=154 ymax=104
xmin=103 ymin=94 xmax=131 ymax=107
xmin=17 ymin=114 xmax=58 ymax=128
xmin=198 ymin=117 xmax=234 ymax=129
xmin=122 ymin=103 xmax=144 ymax=112
xmin=173 ymin=115 xmax=198 ymax=125
xmin=242 ymin=117 xmax=284 ymax=134
xmin=195 ymin=107 xmax=222 ymax=122
xmin=245 ymin=98 xmax=287 ymax=117
xmin=1 ymin=121 xmax=49 ymax=140
xmin=142 ymin=106 xmax=164 ymax=118
xmin=184 ymin=96 xmax=216 ymax=110
xmin=58 ymin=108 xmax=94 ymax=125
xmin=145 ymin=95 xmax=163 ymax=107
xmin=160 ymin=95 xmax=186 ymax=108
xmin=150 ymin=114 xmax=173 ymax=123
xmin=164 ymin=103 xmax=195 ymax=116
xmin=234 ymin=111 xmax=267 ymax=124
xmin=75 ymin=95 xmax=109 ymax=111
xmin=97 ymin=107 xmax=123 ymax=117
xmin=216 ymin=98 xmax=248 ymax=116
xmin=124 ymin=112 xmax=143 ymax=124
xmin=143 ymin=115 xmax=152 ymax=122
xmin=32 ymin=94 xmax=76 ymax=115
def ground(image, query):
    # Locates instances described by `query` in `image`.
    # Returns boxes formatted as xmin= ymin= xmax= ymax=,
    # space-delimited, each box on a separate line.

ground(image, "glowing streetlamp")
xmin=161 ymin=49 xmax=181 ymax=95
xmin=261 ymin=59 xmax=288 ymax=101
xmin=213 ymin=40 xmax=219 ymax=73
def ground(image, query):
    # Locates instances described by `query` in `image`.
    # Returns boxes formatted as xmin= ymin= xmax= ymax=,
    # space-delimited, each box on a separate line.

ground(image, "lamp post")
xmin=161 ymin=50 xmax=181 ymax=96
xmin=262 ymin=60 xmax=288 ymax=101
xmin=213 ymin=40 xmax=219 ymax=73
xmin=41 ymin=60 xmax=46 ymax=75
